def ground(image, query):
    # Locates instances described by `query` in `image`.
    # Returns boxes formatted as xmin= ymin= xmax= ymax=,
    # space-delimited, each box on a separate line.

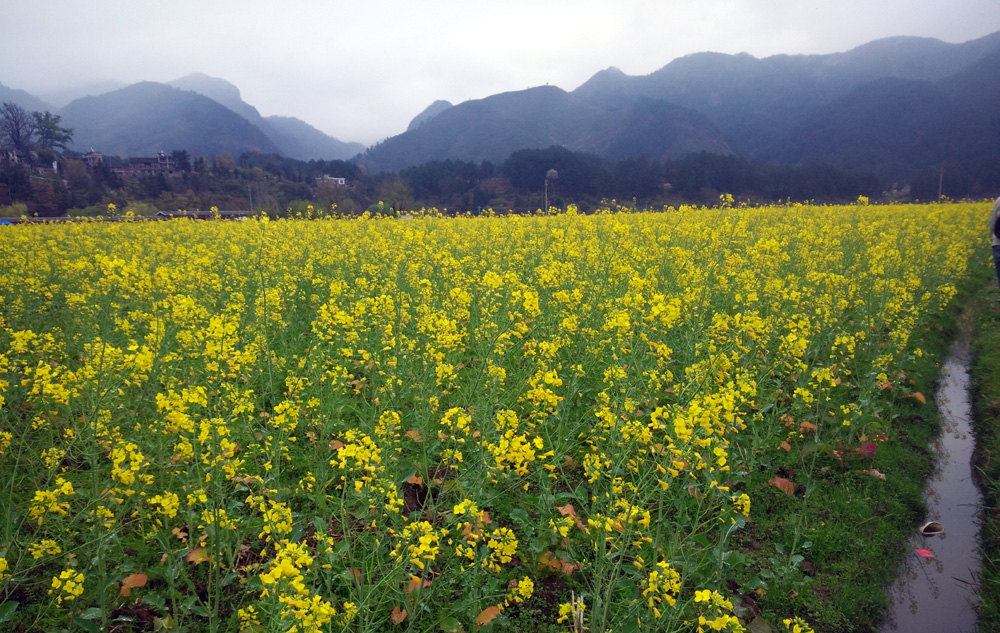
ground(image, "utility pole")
xmin=938 ymin=168 xmax=944 ymax=199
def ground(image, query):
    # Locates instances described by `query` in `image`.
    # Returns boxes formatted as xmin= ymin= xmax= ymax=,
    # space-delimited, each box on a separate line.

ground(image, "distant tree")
xmin=216 ymin=151 xmax=236 ymax=172
xmin=0 ymin=102 xmax=36 ymax=154
xmin=374 ymin=176 xmax=413 ymax=216
xmin=32 ymin=111 xmax=73 ymax=151
xmin=170 ymin=149 xmax=192 ymax=172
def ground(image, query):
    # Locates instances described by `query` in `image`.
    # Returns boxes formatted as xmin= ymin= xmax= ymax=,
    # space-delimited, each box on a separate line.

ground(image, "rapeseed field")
xmin=0 ymin=201 xmax=986 ymax=632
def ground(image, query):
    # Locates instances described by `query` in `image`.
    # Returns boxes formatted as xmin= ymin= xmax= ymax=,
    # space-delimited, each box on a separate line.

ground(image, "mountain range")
xmin=3 ymin=31 xmax=999 ymax=175
xmin=361 ymin=31 xmax=1000 ymax=175
xmin=0 ymin=74 xmax=364 ymax=161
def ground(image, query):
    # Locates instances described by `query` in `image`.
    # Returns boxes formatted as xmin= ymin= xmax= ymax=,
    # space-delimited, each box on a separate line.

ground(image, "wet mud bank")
xmin=881 ymin=336 xmax=982 ymax=632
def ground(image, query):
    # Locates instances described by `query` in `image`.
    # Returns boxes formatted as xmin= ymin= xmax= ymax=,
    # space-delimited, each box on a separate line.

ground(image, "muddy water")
xmin=880 ymin=338 xmax=982 ymax=632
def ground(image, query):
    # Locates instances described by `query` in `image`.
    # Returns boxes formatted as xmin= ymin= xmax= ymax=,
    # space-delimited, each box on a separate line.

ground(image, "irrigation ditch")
xmin=880 ymin=318 xmax=982 ymax=632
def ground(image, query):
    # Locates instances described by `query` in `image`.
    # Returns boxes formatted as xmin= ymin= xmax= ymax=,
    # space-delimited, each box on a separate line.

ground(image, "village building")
xmin=127 ymin=151 xmax=173 ymax=175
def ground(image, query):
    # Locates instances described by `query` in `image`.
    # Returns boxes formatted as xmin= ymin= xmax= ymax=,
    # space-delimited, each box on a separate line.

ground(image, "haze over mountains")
xmin=364 ymin=31 xmax=1000 ymax=175
xmin=2 ymin=30 xmax=999 ymax=176
xmin=0 ymin=74 xmax=365 ymax=161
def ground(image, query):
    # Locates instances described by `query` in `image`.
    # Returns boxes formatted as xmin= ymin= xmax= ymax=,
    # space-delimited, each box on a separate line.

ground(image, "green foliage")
xmin=971 ymin=268 xmax=1000 ymax=630
xmin=32 ymin=111 xmax=73 ymax=151
xmin=0 ymin=202 xmax=27 ymax=217
xmin=123 ymin=201 xmax=160 ymax=216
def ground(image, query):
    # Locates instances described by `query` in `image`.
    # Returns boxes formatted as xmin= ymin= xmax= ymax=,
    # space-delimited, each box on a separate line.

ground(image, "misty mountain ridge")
xmin=60 ymin=82 xmax=281 ymax=157
xmin=167 ymin=73 xmax=365 ymax=161
xmin=3 ymin=31 xmax=1000 ymax=176
xmin=2 ymin=73 xmax=363 ymax=161
xmin=362 ymin=30 xmax=1000 ymax=174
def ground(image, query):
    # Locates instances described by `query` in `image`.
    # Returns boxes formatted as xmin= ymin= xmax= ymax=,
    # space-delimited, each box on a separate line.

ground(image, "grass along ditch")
xmin=971 ymin=268 xmax=1000 ymax=631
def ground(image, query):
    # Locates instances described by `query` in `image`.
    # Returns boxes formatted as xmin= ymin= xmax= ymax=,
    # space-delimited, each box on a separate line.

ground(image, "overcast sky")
xmin=3 ymin=0 xmax=999 ymax=146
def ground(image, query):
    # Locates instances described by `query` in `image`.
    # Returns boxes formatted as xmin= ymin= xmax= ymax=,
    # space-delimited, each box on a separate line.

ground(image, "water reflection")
xmin=881 ymin=339 xmax=981 ymax=632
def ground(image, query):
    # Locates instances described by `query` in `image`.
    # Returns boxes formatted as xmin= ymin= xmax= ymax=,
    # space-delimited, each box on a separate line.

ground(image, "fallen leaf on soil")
xmin=120 ymin=573 xmax=147 ymax=597
xmin=560 ymin=560 xmax=579 ymax=575
xmin=406 ymin=474 xmax=423 ymax=486
xmin=391 ymin=606 xmax=407 ymax=625
xmin=476 ymin=605 xmax=501 ymax=627
xmin=769 ymin=477 xmax=795 ymax=496
xmin=172 ymin=527 xmax=188 ymax=544
xmin=539 ymin=551 xmax=562 ymax=572
xmin=855 ymin=442 xmax=878 ymax=458
xmin=406 ymin=576 xmax=431 ymax=593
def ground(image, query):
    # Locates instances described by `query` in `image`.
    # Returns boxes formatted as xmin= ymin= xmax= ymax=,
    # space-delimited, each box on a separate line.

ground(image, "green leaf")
xmin=73 ymin=617 xmax=101 ymax=633
xmin=143 ymin=593 xmax=166 ymax=610
xmin=440 ymin=616 xmax=462 ymax=632
xmin=313 ymin=516 xmax=327 ymax=534
xmin=333 ymin=539 xmax=350 ymax=557
xmin=80 ymin=607 xmax=104 ymax=620
xmin=508 ymin=509 xmax=530 ymax=526
xmin=0 ymin=601 xmax=20 ymax=624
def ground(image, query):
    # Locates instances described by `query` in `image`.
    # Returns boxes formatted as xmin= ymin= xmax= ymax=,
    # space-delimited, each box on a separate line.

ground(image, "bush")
xmin=0 ymin=202 xmax=28 ymax=218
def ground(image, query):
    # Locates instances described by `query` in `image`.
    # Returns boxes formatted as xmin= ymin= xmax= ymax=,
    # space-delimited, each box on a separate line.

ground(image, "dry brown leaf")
xmin=391 ymin=606 xmax=407 ymax=625
xmin=330 ymin=439 xmax=345 ymax=451
xmin=687 ymin=485 xmax=704 ymax=500
xmin=799 ymin=421 xmax=817 ymax=432
xmin=406 ymin=474 xmax=424 ymax=486
xmin=476 ymin=605 xmax=501 ymax=627
xmin=405 ymin=429 xmax=423 ymax=442
xmin=560 ymin=560 xmax=579 ymax=575
xmin=539 ymin=551 xmax=561 ymax=572
xmin=858 ymin=469 xmax=887 ymax=481
xmin=120 ymin=573 xmax=147 ymax=597
xmin=769 ymin=477 xmax=795 ymax=496
xmin=406 ymin=576 xmax=431 ymax=593
xmin=480 ymin=510 xmax=492 ymax=525
xmin=912 ymin=392 xmax=927 ymax=404
xmin=556 ymin=504 xmax=586 ymax=531
xmin=779 ymin=441 xmax=792 ymax=452
xmin=556 ymin=504 xmax=576 ymax=517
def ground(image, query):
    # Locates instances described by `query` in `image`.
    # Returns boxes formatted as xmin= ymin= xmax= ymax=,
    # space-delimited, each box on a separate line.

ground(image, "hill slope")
xmin=168 ymin=73 xmax=364 ymax=160
xmin=60 ymin=82 xmax=280 ymax=157
xmin=361 ymin=86 xmax=730 ymax=172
